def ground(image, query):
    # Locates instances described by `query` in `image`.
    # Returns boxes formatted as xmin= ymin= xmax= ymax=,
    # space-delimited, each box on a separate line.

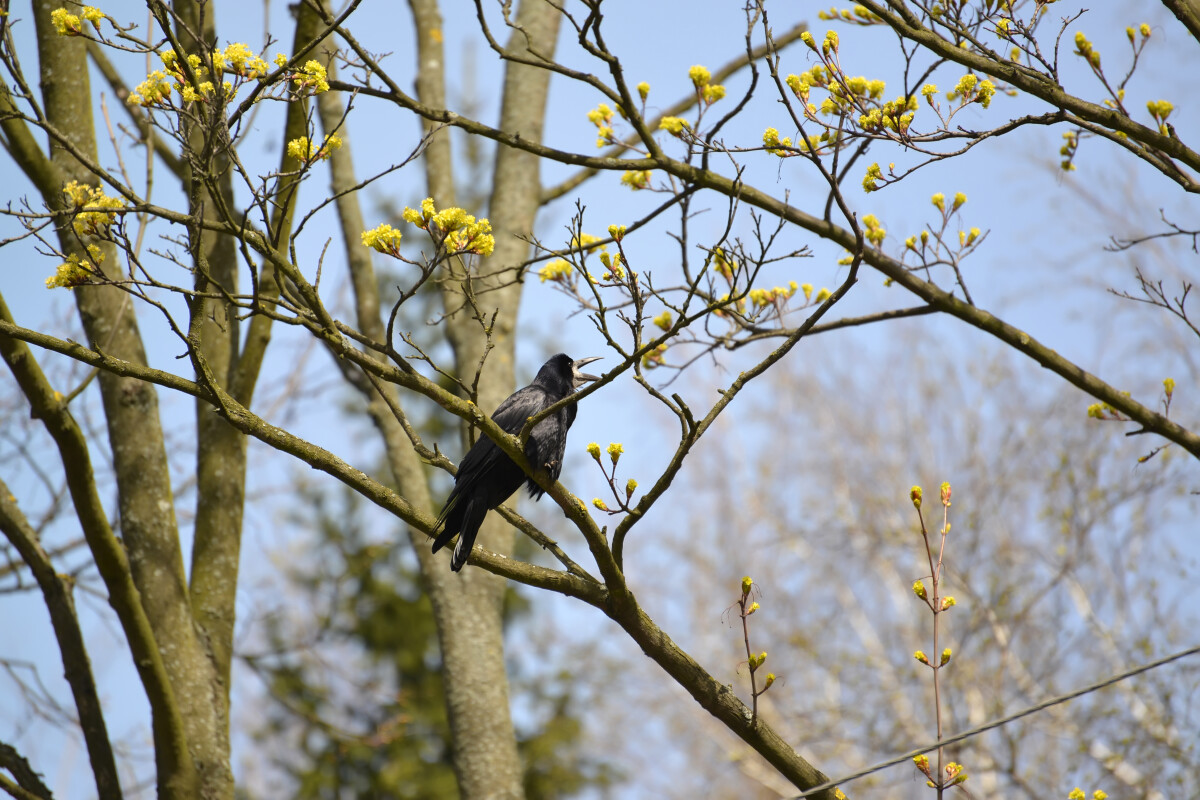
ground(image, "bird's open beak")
xmin=573 ymin=356 xmax=602 ymax=386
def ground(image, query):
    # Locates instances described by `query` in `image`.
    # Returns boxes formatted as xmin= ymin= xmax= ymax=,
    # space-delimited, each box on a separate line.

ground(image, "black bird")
xmin=432 ymin=353 xmax=601 ymax=571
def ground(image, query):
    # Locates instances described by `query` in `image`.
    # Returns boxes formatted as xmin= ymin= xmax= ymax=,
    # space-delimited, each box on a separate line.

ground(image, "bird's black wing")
xmin=438 ymin=385 xmax=551 ymax=520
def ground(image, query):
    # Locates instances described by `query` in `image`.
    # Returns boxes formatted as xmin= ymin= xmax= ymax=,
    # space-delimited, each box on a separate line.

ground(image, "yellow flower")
xmin=910 ymin=485 xmax=923 ymax=508
xmin=586 ymin=103 xmax=614 ymax=126
xmin=586 ymin=442 xmax=601 ymax=459
xmin=129 ymin=70 xmax=173 ymax=107
xmin=940 ymin=648 xmax=952 ymax=665
xmin=641 ymin=342 xmax=668 ymax=368
xmin=45 ymin=248 xmax=102 ymax=289
xmin=180 ymin=81 xmax=216 ymax=104
xmin=952 ymin=192 xmax=967 ymax=210
xmin=636 ymin=81 xmax=650 ymax=101
xmin=862 ymin=213 xmax=886 ymax=247
xmin=592 ymin=498 xmax=608 ymax=511
xmin=942 ymin=596 xmax=957 ymax=610
xmin=931 ymin=192 xmax=945 ymax=212
xmin=688 ymin=65 xmax=711 ymax=88
xmin=977 ymin=79 xmax=996 ymax=108
xmin=702 ymin=84 xmax=726 ymax=104
xmin=274 ymin=53 xmax=290 ymax=67
xmin=620 ymin=170 xmax=651 ymax=190
xmin=444 ymin=217 xmax=495 ymax=256
xmin=913 ymin=580 xmax=927 ymax=599
xmin=295 ymin=60 xmax=329 ymax=94
xmin=653 ymin=310 xmax=673 ymax=331
xmin=221 ymin=42 xmax=270 ymax=78
xmin=863 ymin=162 xmax=882 ymax=192
xmin=287 ymin=134 xmax=342 ymax=163
xmin=713 ymin=247 xmax=736 ymax=280
xmin=659 ymin=116 xmax=690 ymax=136
xmin=1147 ymin=99 xmax=1174 ymax=121
xmin=822 ymin=29 xmax=839 ymax=54
xmin=538 ymin=259 xmax=573 ymax=284
xmin=82 ymin=6 xmax=104 ymax=29
xmin=62 ymin=182 xmax=124 ymax=236
xmin=361 ymin=223 xmax=403 ymax=256
xmin=50 ymin=8 xmax=81 ymax=35
xmin=1163 ymin=377 xmax=1175 ymax=396
xmin=800 ymin=283 xmax=813 ymax=301
xmin=625 ymin=478 xmax=638 ymax=495
xmin=814 ymin=287 xmax=831 ymax=303
xmin=607 ymin=442 xmax=623 ymax=463
xmin=607 ymin=224 xmax=626 ymax=241
xmin=914 ymin=650 xmax=929 ymax=664
xmin=762 ymin=127 xmax=793 ymax=156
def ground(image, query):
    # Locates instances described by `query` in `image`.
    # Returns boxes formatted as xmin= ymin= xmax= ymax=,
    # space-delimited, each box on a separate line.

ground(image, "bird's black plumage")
xmin=432 ymin=353 xmax=600 ymax=571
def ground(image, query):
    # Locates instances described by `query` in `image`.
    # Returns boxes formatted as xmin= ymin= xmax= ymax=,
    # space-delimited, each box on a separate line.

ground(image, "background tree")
xmin=1 ymin=1 xmax=1197 ymax=799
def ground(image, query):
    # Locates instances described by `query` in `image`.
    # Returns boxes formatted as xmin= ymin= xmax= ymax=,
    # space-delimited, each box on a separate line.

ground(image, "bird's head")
xmin=570 ymin=356 xmax=602 ymax=389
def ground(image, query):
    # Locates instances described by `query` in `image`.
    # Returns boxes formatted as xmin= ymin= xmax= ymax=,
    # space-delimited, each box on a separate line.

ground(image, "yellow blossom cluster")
xmin=659 ymin=116 xmax=690 ymax=136
xmin=598 ymin=250 xmax=624 ymax=281
xmin=762 ymin=127 xmax=793 ymax=156
xmin=1073 ymin=31 xmax=1100 ymax=68
xmin=1067 ymin=789 xmax=1107 ymax=800
xmin=62 ymin=181 xmax=124 ymax=237
xmin=538 ymin=258 xmax=573 ymax=283
xmin=641 ymin=343 xmax=668 ymax=369
xmin=1147 ymin=99 xmax=1174 ymax=134
xmin=46 ymin=245 xmax=104 ymax=289
xmin=360 ymin=224 xmax=403 ymax=257
xmin=905 ymin=229 xmax=931 ymax=251
xmin=571 ymin=233 xmax=605 ymax=253
xmin=688 ymin=64 xmax=726 ymax=105
xmin=862 ymin=161 xmax=883 ymax=192
xmin=294 ymin=60 xmax=330 ymax=94
xmin=636 ymin=82 xmax=650 ymax=101
xmin=712 ymin=247 xmax=736 ymax=281
xmin=785 ymin=60 xmax=920 ymax=135
xmin=653 ymin=310 xmax=673 ymax=331
xmin=946 ymin=73 xmax=997 ymax=108
xmin=130 ymin=44 xmax=269 ymax=107
xmin=400 ymin=198 xmax=495 ymax=256
xmin=862 ymin=213 xmax=886 ymax=247
xmin=50 ymin=6 xmax=105 ymax=35
xmin=748 ymin=281 xmax=800 ymax=309
xmin=287 ymin=133 xmax=343 ymax=164
xmin=214 ymin=42 xmax=270 ymax=79
xmin=620 ymin=170 xmax=652 ymax=190
xmin=587 ymin=103 xmax=615 ymax=149
xmin=816 ymin=5 xmax=880 ymax=24
xmin=129 ymin=71 xmax=175 ymax=107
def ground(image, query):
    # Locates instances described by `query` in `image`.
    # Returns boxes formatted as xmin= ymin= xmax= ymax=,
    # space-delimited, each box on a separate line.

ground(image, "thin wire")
xmin=792 ymin=643 xmax=1200 ymax=798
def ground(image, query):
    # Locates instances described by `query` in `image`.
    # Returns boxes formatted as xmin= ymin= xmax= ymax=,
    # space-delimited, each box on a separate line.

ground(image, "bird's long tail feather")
xmin=450 ymin=499 xmax=488 ymax=572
